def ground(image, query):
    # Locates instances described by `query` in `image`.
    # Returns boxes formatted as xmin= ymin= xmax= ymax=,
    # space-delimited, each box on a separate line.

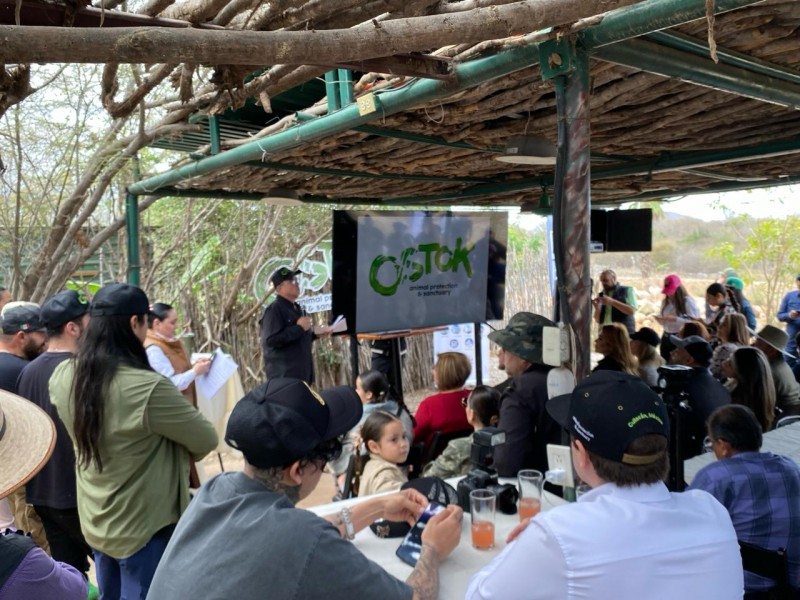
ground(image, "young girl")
xmin=422 ymin=385 xmax=501 ymax=479
xmin=357 ymin=411 xmax=410 ymax=497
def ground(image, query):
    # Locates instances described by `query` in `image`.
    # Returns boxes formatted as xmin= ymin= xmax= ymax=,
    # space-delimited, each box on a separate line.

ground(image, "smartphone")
xmin=395 ymin=502 xmax=445 ymax=567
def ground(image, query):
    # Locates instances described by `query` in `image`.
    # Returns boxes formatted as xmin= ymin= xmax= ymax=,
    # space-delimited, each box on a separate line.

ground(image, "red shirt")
xmin=413 ymin=388 xmax=472 ymax=453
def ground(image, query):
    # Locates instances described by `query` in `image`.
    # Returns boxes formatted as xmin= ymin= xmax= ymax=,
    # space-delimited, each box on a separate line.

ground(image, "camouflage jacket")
xmin=422 ymin=434 xmax=474 ymax=479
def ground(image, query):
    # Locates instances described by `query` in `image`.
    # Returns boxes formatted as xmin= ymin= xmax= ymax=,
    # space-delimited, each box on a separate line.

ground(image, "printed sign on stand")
xmin=433 ymin=323 xmax=491 ymax=387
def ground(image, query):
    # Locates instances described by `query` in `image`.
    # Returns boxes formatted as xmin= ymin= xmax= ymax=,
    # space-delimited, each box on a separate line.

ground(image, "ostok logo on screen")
xmin=368 ymin=237 xmax=475 ymax=296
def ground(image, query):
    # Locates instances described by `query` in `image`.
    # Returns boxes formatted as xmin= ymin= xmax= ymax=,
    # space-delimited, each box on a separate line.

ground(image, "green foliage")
xmin=507 ymin=223 xmax=544 ymax=254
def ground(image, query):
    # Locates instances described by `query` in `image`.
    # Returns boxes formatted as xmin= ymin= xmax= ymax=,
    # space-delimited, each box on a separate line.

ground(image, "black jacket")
xmin=259 ymin=295 xmax=314 ymax=382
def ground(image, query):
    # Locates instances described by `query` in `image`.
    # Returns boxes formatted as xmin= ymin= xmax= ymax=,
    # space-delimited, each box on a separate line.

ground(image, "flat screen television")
xmin=332 ymin=210 xmax=507 ymax=334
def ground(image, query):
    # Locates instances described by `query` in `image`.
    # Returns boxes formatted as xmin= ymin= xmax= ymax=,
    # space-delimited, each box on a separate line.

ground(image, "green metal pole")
xmin=208 ymin=115 xmax=221 ymax=154
xmin=125 ymin=192 xmax=141 ymax=286
xmin=128 ymin=0 xmax=765 ymax=196
xmin=324 ymin=70 xmax=341 ymax=113
xmin=338 ymin=69 xmax=354 ymax=106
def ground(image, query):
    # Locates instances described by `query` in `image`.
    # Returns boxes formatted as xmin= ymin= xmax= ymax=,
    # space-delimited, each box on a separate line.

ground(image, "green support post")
xmin=324 ymin=70 xmax=341 ymax=112
xmin=338 ymin=69 xmax=354 ymax=106
xmin=208 ymin=115 xmax=221 ymax=155
xmin=125 ymin=192 xmax=141 ymax=286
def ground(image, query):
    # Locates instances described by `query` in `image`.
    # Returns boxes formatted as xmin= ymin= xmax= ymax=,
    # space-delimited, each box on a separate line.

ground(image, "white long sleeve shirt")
xmin=146 ymin=344 xmax=196 ymax=391
xmin=466 ymin=482 xmax=743 ymax=600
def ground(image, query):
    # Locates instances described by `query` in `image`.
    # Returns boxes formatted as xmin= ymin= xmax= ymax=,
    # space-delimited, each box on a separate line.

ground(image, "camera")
xmin=456 ymin=427 xmax=519 ymax=515
xmin=656 ymin=364 xmax=694 ymax=396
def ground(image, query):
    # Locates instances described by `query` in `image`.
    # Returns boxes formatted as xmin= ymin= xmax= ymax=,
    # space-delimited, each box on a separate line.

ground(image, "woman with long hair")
xmin=593 ymin=323 xmax=638 ymax=376
xmin=49 ymin=283 xmax=218 ymax=598
xmin=723 ymin=346 xmax=777 ymax=431
xmin=656 ymin=274 xmax=701 ymax=361
xmin=705 ymin=283 xmax=738 ymax=339
xmin=630 ymin=327 xmax=665 ymax=387
xmin=710 ymin=313 xmax=750 ymax=382
xmin=145 ymin=302 xmax=211 ymax=407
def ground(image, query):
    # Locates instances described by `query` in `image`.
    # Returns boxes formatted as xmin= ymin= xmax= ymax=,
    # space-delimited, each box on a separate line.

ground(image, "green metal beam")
xmin=129 ymin=0 xmax=764 ymax=196
xmin=246 ymin=160 xmax=490 ymax=184
xmin=379 ymin=137 xmax=800 ymax=204
xmin=338 ymin=69 xmax=354 ymax=106
xmin=125 ymin=193 xmax=141 ymax=285
xmin=579 ymin=0 xmax=762 ymax=50
xmin=355 ymin=125 xmax=503 ymax=153
xmin=645 ymin=31 xmax=800 ymax=87
xmin=594 ymin=37 xmax=800 ymax=108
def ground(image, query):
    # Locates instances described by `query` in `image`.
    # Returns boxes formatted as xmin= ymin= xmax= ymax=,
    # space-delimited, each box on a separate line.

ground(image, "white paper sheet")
xmin=195 ymin=348 xmax=238 ymax=399
xmin=313 ymin=314 xmax=347 ymax=336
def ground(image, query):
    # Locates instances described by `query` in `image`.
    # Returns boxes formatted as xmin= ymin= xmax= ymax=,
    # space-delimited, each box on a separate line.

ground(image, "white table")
xmin=308 ymin=478 xmax=566 ymax=600
xmin=684 ymin=421 xmax=800 ymax=484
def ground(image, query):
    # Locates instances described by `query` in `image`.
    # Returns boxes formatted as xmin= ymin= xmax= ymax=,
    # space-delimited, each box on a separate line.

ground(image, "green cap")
xmin=725 ymin=276 xmax=744 ymax=291
xmin=488 ymin=312 xmax=555 ymax=365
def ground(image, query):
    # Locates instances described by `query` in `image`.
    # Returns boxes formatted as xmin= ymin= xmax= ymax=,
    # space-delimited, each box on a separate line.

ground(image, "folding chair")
xmin=739 ymin=540 xmax=793 ymax=600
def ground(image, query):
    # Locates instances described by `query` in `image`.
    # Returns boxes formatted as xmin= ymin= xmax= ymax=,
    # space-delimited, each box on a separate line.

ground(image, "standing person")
xmin=49 ymin=283 xmax=218 ymax=600
xmin=147 ymin=378 xmax=464 ymax=600
xmin=655 ymin=274 xmax=701 ymax=361
xmin=145 ymin=302 xmax=211 ymax=407
xmin=259 ymin=267 xmax=321 ymax=383
xmin=777 ymin=273 xmax=800 ymax=366
xmin=466 ymin=371 xmax=743 ymax=600
xmin=691 ymin=405 xmax=800 ymax=595
xmin=752 ymin=325 xmax=800 ymax=418
xmin=16 ymin=291 xmax=94 ymax=588
xmin=592 ymin=323 xmax=638 ymax=375
xmin=629 ymin=327 xmax=664 ymax=387
xmin=592 ymin=269 xmax=637 ymax=335
xmin=726 ymin=277 xmax=757 ymax=331
xmin=705 ymin=282 xmax=737 ymax=338
xmin=0 ymin=302 xmax=48 ymax=550
xmin=722 ymin=347 xmax=776 ymax=432
xmin=0 ymin=390 xmax=87 ymax=600
xmin=0 ymin=302 xmax=48 ymax=393
xmin=369 ymin=337 xmax=407 ymax=400
xmin=413 ymin=351 xmax=472 ymax=456
xmin=487 ymin=313 xmax=561 ymax=477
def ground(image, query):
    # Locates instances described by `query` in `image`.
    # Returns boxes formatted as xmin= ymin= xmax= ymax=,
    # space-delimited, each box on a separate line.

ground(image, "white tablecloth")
xmin=683 ymin=421 xmax=800 ymax=484
xmin=308 ymin=478 xmax=567 ymax=600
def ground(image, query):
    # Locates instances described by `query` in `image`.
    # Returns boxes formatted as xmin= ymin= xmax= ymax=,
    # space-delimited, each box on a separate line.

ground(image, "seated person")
xmin=466 ymin=371 xmax=743 ymax=600
xmin=358 ymin=412 xmax=410 ymax=497
xmin=0 ymin=392 xmax=87 ymax=600
xmin=592 ymin=323 xmax=638 ymax=375
xmin=413 ymin=352 xmax=472 ymax=455
xmin=329 ymin=370 xmax=413 ymax=490
xmin=423 ymin=385 xmax=500 ymax=479
xmin=148 ymin=378 xmax=463 ymax=600
xmin=753 ymin=326 xmax=800 ymax=418
xmin=691 ymin=405 xmax=800 ymax=595
xmin=629 ymin=327 xmax=664 ymax=387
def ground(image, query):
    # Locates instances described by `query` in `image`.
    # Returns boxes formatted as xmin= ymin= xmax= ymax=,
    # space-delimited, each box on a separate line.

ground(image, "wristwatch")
xmin=340 ymin=506 xmax=355 ymax=541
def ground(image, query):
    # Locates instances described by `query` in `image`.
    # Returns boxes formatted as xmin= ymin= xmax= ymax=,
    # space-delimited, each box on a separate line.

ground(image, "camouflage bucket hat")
xmin=488 ymin=312 xmax=555 ymax=365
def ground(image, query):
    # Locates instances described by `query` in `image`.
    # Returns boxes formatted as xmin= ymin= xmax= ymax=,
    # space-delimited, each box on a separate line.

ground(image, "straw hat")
xmin=0 ymin=389 xmax=56 ymax=499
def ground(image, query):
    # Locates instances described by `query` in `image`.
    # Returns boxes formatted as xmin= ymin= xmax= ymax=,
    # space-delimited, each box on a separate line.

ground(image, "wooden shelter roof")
xmin=4 ymin=0 xmax=800 ymax=208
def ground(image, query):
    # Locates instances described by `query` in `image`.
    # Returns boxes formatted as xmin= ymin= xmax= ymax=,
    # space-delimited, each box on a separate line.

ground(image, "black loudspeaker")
xmin=590 ymin=208 xmax=652 ymax=252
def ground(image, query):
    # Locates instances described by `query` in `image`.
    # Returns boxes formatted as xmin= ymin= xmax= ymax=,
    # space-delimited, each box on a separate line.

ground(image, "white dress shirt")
xmin=146 ymin=344 xmax=195 ymax=391
xmin=466 ymin=482 xmax=743 ymax=600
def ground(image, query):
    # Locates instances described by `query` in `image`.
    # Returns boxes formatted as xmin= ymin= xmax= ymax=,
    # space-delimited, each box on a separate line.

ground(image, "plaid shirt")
xmin=690 ymin=451 xmax=800 ymax=592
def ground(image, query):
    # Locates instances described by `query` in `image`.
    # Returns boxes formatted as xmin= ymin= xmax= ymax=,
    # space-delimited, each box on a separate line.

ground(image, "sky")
xmin=513 ymin=184 xmax=800 ymax=229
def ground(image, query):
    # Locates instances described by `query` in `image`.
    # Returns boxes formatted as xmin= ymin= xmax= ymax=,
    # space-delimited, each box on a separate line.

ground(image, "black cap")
xmin=668 ymin=335 xmax=713 ymax=367
xmin=225 ymin=378 xmax=362 ymax=469
xmin=630 ymin=327 xmax=660 ymax=348
xmin=90 ymin=283 xmax=149 ymax=317
xmin=271 ymin=268 xmax=301 ymax=288
xmin=547 ymin=371 xmax=669 ymax=465
xmin=41 ymin=290 xmax=90 ymax=329
xmin=0 ymin=303 xmax=45 ymax=334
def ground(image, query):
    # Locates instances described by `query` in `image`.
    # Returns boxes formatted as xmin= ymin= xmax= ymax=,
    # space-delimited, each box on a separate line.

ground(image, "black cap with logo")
xmin=41 ymin=290 xmax=90 ymax=329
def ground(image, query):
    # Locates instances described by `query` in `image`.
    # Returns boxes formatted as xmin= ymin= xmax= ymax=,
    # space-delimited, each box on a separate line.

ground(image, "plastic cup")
xmin=470 ymin=490 xmax=496 ymax=550
xmin=517 ymin=469 xmax=543 ymax=521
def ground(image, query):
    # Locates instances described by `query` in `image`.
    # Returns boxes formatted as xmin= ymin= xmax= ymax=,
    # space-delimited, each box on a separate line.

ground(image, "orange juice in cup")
xmin=471 ymin=521 xmax=495 ymax=550
xmin=518 ymin=469 xmax=544 ymax=522
xmin=469 ymin=489 xmax=496 ymax=550
xmin=518 ymin=496 xmax=541 ymax=520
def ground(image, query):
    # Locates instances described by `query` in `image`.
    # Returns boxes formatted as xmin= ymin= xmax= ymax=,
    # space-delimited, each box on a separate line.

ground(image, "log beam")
xmin=0 ymin=0 xmax=642 ymax=64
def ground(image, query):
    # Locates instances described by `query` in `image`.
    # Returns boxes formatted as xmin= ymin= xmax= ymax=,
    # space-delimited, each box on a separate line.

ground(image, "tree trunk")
xmin=0 ymin=0 xmax=642 ymax=64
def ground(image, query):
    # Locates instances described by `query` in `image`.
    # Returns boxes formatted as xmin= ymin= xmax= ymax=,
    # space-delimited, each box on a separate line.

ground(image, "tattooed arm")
xmin=407 ymin=506 xmax=464 ymax=600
